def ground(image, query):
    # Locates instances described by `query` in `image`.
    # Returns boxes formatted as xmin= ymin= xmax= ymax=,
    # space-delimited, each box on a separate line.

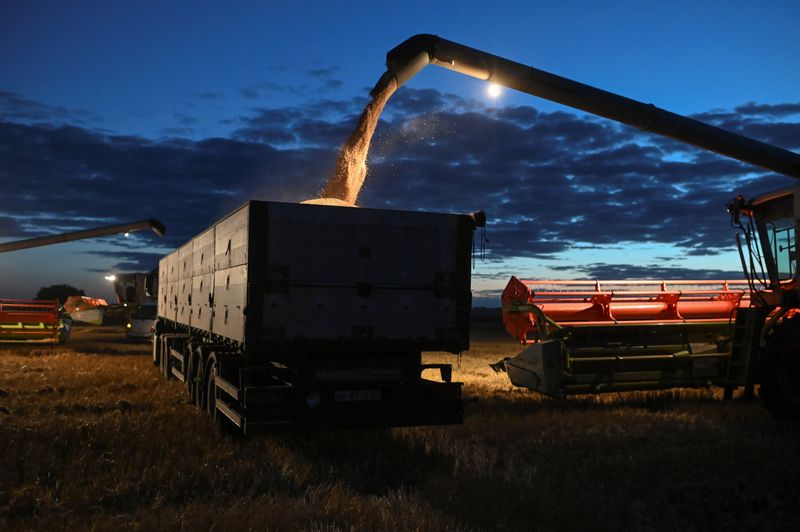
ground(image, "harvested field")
xmin=1 ymin=323 xmax=799 ymax=531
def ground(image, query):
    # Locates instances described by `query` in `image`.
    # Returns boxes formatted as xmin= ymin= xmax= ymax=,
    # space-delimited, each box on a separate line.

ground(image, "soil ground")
xmin=1 ymin=322 xmax=799 ymax=531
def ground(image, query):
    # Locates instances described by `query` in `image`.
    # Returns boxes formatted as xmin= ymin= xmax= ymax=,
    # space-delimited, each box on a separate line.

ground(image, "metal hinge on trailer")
xmin=169 ymin=347 xmax=186 ymax=382
xmin=215 ymin=398 xmax=244 ymax=429
xmin=213 ymin=371 xmax=245 ymax=430
xmin=215 ymin=373 xmax=240 ymax=401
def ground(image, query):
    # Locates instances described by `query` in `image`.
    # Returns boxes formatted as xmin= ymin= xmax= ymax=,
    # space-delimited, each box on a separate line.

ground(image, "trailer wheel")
xmin=760 ymin=317 xmax=800 ymax=420
xmin=194 ymin=345 xmax=217 ymax=409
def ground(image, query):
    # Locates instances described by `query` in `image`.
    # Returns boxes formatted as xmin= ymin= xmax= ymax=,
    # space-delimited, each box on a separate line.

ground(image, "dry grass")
xmin=1 ymin=323 xmax=799 ymax=531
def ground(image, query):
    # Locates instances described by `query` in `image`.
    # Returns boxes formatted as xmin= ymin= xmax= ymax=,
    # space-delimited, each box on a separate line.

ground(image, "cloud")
xmin=0 ymin=215 xmax=27 ymax=238
xmin=173 ymin=112 xmax=199 ymax=126
xmin=688 ymin=103 xmax=800 ymax=151
xmin=385 ymin=88 xmax=477 ymax=118
xmin=321 ymin=79 xmax=343 ymax=91
xmin=308 ymin=67 xmax=339 ymax=78
xmin=161 ymin=126 xmax=196 ymax=137
xmin=307 ymin=67 xmax=343 ymax=92
xmin=0 ymin=91 xmax=103 ymax=125
xmin=2 ymin=87 xmax=799 ymax=278
xmin=550 ymin=262 xmax=745 ymax=280
xmin=734 ymin=102 xmax=800 ymax=119
xmin=231 ymin=104 xmax=362 ymax=147
xmin=0 ymin=121 xmax=334 ymax=268
xmin=239 ymin=68 xmax=347 ymax=101
xmin=240 ymin=87 xmax=260 ymax=99
xmin=239 ymin=81 xmax=305 ymax=99
xmin=81 ymin=250 xmax=166 ymax=272
xmin=359 ymin=91 xmax=800 ymax=263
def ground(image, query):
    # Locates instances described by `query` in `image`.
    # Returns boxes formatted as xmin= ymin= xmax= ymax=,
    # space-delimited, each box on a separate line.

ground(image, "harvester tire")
xmin=760 ymin=316 xmax=800 ymax=420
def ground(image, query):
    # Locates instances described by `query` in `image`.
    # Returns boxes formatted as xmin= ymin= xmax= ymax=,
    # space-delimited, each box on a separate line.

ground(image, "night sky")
xmin=1 ymin=1 xmax=799 ymax=305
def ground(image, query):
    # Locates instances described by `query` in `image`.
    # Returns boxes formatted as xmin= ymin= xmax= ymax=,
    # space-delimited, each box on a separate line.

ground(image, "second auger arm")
xmin=0 ymin=219 xmax=166 ymax=253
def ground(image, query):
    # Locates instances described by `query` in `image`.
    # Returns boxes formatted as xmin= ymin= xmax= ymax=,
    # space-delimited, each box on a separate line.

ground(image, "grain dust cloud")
xmin=309 ymin=71 xmax=397 ymax=206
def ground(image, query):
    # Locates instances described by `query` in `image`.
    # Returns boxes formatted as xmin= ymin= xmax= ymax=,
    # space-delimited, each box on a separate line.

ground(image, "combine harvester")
xmin=499 ymin=278 xmax=751 ymax=398
xmin=0 ymin=299 xmax=70 ymax=343
xmin=0 ymin=219 xmax=165 ymax=343
xmin=380 ymin=35 xmax=800 ymax=417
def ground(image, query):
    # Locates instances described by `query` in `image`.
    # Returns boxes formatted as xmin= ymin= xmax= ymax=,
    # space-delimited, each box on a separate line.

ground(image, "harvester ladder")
xmin=723 ymin=307 xmax=768 ymax=400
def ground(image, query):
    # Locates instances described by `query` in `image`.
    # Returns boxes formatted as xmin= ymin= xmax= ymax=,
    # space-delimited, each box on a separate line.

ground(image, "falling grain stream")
xmin=308 ymin=72 xmax=397 ymax=206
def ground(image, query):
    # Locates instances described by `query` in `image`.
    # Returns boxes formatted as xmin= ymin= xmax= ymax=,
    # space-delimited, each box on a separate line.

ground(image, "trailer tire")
xmin=194 ymin=345 xmax=218 ymax=409
xmin=760 ymin=316 xmax=800 ymax=420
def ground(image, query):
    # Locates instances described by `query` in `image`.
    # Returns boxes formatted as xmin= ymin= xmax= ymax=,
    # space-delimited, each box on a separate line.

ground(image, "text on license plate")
xmin=334 ymin=390 xmax=381 ymax=402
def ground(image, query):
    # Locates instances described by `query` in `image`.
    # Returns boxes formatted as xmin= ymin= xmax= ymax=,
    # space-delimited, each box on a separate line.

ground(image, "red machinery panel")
xmin=0 ymin=299 xmax=62 ymax=342
xmin=502 ymin=277 xmax=751 ymax=344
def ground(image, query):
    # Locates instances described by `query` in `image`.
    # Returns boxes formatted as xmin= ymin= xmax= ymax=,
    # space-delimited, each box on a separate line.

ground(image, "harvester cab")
xmin=728 ymin=186 xmax=800 ymax=417
xmin=730 ymin=186 xmax=800 ymax=298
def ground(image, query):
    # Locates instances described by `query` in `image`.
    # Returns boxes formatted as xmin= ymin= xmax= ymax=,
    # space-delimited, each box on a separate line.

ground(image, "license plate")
xmin=334 ymin=389 xmax=381 ymax=402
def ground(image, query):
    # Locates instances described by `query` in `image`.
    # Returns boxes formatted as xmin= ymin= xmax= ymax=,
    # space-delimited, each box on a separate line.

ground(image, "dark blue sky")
xmin=1 ymin=1 xmax=799 ymax=304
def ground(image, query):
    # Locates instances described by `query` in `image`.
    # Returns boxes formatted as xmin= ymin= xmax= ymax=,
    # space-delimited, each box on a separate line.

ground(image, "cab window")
xmin=766 ymin=217 xmax=797 ymax=281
